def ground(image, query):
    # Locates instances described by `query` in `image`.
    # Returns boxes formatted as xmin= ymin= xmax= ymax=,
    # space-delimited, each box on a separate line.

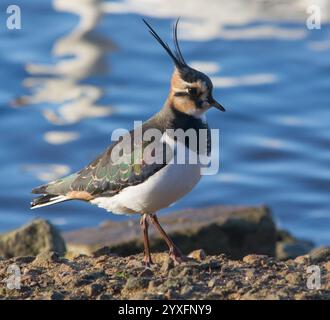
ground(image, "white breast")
xmin=91 ymin=136 xmax=202 ymax=215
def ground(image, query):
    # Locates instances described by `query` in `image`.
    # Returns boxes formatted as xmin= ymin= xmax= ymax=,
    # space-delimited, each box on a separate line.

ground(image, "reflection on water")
xmin=11 ymin=0 xmax=115 ymax=214
xmin=309 ymin=39 xmax=330 ymax=51
xmin=22 ymin=164 xmax=71 ymax=182
xmin=1 ymin=0 xmax=329 ymax=245
xmin=191 ymin=61 xmax=277 ymax=88
xmin=43 ymin=131 xmax=80 ymax=145
xmin=13 ymin=0 xmax=115 ymax=189
xmin=105 ymin=0 xmax=329 ymax=40
xmin=14 ymin=0 xmax=114 ymax=126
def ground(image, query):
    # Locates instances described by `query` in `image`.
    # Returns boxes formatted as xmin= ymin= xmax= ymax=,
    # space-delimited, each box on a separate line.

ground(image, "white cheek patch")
xmin=172 ymin=87 xmax=186 ymax=94
xmin=186 ymin=108 xmax=207 ymax=121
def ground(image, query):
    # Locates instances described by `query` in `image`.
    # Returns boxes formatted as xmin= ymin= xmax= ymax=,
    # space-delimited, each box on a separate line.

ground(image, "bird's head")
xmin=143 ymin=18 xmax=225 ymax=118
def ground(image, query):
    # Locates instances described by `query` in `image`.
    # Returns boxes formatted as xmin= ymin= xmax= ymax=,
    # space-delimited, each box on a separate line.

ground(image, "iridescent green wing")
xmin=69 ymin=133 xmax=171 ymax=197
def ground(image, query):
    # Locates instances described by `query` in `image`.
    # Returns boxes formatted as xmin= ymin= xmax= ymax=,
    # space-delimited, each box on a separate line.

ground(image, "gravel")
xmin=0 ymin=248 xmax=329 ymax=300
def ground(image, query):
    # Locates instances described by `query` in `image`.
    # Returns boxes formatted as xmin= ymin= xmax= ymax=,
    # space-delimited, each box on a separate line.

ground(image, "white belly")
xmin=91 ymin=162 xmax=201 ymax=215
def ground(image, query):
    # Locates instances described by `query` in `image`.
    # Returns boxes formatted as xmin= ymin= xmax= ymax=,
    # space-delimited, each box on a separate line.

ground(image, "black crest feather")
xmin=143 ymin=18 xmax=187 ymax=69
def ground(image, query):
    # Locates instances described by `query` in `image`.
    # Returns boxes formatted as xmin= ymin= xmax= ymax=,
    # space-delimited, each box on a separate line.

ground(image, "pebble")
xmin=0 ymin=250 xmax=329 ymax=300
xmin=180 ymin=285 xmax=194 ymax=296
xmin=294 ymin=255 xmax=310 ymax=264
xmin=243 ymin=254 xmax=268 ymax=264
xmin=32 ymin=251 xmax=59 ymax=266
xmin=138 ymin=268 xmax=154 ymax=277
xmin=309 ymin=247 xmax=330 ymax=263
xmin=92 ymin=246 xmax=116 ymax=258
xmin=161 ymin=256 xmax=174 ymax=274
xmin=245 ymin=268 xmax=256 ymax=280
xmin=285 ymin=273 xmax=302 ymax=285
xmin=207 ymin=277 xmax=218 ymax=288
xmin=188 ymin=249 xmax=206 ymax=261
xmin=124 ymin=277 xmax=149 ymax=290
xmin=44 ymin=291 xmax=65 ymax=300
xmin=13 ymin=256 xmax=35 ymax=264
xmin=86 ymin=283 xmax=104 ymax=297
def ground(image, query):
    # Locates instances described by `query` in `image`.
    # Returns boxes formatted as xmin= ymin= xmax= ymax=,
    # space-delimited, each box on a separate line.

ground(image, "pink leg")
xmin=140 ymin=213 xmax=153 ymax=266
xmin=149 ymin=213 xmax=186 ymax=264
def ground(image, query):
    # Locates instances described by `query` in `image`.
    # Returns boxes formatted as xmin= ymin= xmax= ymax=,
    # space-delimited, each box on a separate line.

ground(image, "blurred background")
xmin=0 ymin=0 xmax=329 ymax=245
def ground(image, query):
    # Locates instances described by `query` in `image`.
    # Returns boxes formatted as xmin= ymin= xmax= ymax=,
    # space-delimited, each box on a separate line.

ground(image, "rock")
xmin=324 ymin=261 xmax=330 ymax=272
xmin=13 ymin=256 xmax=35 ymax=264
xmin=64 ymin=205 xmax=276 ymax=259
xmin=276 ymin=241 xmax=314 ymax=260
xmin=165 ymin=289 xmax=179 ymax=299
xmin=207 ymin=277 xmax=219 ymax=288
xmin=160 ymin=256 xmax=174 ymax=274
xmin=180 ymin=285 xmax=194 ymax=297
xmin=294 ymin=255 xmax=310 ymax=264
xmin=74 ymin=278 xmax=92 ymax=287
xmin=0 ymin=219 xmax=66 ymax=258
xmin=97 ymin=293 xmax=113 ymax=300
xmin=243 ymin=254 xmax=268 ymax=265
xmin=276 ymin=230 xmax=314 ymax=260
xmin=86 ymin=284 xmax=104 ymax=297
xmin=285 ymin=273 xmax=302 ymax=285
xmin=245 ymin=268 xmax=257 ymax=280
xmin=0 ymin=250 xmax=329 ymax=300
xmin=124 ymin=277 xmax=149 ymax=291
xmin=32 ymin=251 xmax=60 ymax=267
xmin=309 ymin=246 xmax=330 ymax=263
xmin=92 ymin=246 xmax=116 ymax=258
xmin=45 ymin=291 xmax=65 ymax=300
xmin=188 ymin=249 xmax=206 ymax=261
xmin=226 ymin=280 xmax=240 ymax=290
xmin=138 ymin=268 xmax=153 ymax=277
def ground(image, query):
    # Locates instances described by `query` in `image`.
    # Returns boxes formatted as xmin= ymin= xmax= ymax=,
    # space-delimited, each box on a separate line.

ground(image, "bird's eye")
xmin=188 ymin=87 xmax=198 ymax=96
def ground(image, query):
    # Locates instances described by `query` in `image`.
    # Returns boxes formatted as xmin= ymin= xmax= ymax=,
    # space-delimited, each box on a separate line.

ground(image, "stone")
xmin=0 ymin=248 xmax=329 ymax=300
xmin=0 ymin=219 xmax=66 ymax=258
xmin=285 ymin=273 xmax=302 ymax=285
xmin=226 ymin=280 xmax=239 ymax=290
xmin=32 ymin=251 xmax=60 ymax=267
xmin=92 ymin=246 xmax=115 ymax=258
xmin=160 ymin=256 xmax=174 ymax=273
xmin=276 ymin=240 xmax=314 ymax=260
xmin=43 ymin=291 xmax=65 ymax=300
xmin=207 ymin=277 xmax=219 ymax=288
xmin=245 ymin=268 xmax=256 ymax=280
xmin=309 ymin=246 xmax=330 ymax=263
xmin=86 ymin=283 xmax=104 ymax=297
xmin=124 ymin=277 xmax=149 ymax=290
xmin=324 ymin=261 xmax=330 ymax=272
xmin=180 ymin=285 xmax=194 ymax=296
xmin=64 ymin=205 xmax=276 ymax=259
xmin=188 ymin=249 xmax=206 ymax=261
xmin=138 ymin=268 xmax=153 ymax=277
xmin=243 ymin=254 xmax=268 ymax=265
xmin=13 ymin=256 xmax=35 ymax=264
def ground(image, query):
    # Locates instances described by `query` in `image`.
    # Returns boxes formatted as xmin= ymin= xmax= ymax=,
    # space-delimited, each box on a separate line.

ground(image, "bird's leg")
xmin=149 ymin=213 xmax=186 ymax=264
xmin=140 ymin=213 xmax=153 ymax=267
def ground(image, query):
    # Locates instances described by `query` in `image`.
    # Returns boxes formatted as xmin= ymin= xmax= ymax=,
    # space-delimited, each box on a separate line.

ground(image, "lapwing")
xmin=31 ymin=19 xmax=225 ymax=265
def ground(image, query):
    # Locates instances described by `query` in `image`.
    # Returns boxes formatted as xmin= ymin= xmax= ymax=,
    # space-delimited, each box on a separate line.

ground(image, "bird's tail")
xmin=30 ymin=172 xmax=79 ymax=209
xmin=30 ymin=194 xmax=68 ymax=209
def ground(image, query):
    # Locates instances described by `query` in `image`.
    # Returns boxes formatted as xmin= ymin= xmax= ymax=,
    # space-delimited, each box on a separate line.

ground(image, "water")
xmin=0 ymin=0 xmax=329 ymax=245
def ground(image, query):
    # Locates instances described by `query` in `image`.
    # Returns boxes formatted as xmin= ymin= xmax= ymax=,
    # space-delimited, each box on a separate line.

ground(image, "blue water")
xmin=0 ymin=0 xmax=329 ymax=245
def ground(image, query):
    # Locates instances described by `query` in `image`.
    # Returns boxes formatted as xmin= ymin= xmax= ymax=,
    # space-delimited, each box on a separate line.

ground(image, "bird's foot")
xmin=143 ymin=255 xmax=154 ymax=268
xmin=169 ymin=247 xmax=187 ymax=265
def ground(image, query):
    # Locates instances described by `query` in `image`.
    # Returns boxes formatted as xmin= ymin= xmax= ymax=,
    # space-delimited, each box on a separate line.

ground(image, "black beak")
xmin=210 ymin=98 xmax=226 ymax=112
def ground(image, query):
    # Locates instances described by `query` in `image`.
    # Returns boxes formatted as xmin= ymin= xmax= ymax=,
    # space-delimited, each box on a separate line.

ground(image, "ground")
xmin=0 ymin=248 xmax=329 ymax=300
